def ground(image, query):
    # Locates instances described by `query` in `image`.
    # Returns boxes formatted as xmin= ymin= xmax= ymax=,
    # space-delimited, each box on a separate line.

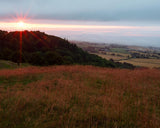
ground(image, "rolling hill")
xmin=0 ymin=30 xmax=134 ymax=69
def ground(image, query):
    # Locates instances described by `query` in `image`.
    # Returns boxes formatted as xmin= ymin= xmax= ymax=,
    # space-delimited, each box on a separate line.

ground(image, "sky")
xmin=0 ymin=0 xmax=160 ymax=47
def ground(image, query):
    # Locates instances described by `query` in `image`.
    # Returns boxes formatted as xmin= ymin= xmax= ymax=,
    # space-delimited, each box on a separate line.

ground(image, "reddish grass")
xmin=0 ymin=65 xmax=160 ymax=128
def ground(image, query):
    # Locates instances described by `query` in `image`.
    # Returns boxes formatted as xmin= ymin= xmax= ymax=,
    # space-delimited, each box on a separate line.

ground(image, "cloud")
xmin=0 ymin=0 xmax=160 ymax=21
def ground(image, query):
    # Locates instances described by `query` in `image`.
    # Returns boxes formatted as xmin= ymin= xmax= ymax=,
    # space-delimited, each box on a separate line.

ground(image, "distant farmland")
xmin=0 ymin=65 xmax=160 ymax=128
xmin=119 ymin=58 xmax=160 ymax=68
xmin=74 ymin=42 xmax=160 ymax=68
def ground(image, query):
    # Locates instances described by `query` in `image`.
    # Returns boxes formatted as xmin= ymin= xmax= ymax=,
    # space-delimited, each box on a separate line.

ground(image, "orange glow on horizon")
xmin=0 ymin=21 xmax=160 ymax=31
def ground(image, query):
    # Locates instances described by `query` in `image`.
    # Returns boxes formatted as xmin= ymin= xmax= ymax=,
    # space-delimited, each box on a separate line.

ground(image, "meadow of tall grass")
xmin=0 ymin=65 xmax=160 ymax=128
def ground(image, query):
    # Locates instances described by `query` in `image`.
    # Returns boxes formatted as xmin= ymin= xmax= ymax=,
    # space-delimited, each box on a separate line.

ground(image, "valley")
xmin=73 ymin=41 xmax=160 ymax=68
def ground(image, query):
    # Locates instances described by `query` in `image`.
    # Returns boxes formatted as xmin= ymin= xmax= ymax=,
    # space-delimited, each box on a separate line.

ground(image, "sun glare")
xmin=18 ymin=21 xmax=24 ymax=27
xmin=17 ymin=21 xmax=26 ymax=29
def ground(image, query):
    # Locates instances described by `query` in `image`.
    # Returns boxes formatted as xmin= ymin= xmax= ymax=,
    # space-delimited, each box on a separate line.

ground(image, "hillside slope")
xmin=0 ymin=60 xmax=18 ymax=69
xmin=0 ymin=30 xmax=134 ymax=69
xmin=0 ymin=65 xmax=160 ymax=128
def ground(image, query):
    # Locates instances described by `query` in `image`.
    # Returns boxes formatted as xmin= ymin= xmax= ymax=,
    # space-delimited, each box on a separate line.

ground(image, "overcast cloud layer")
xmin=0 ymin=0 xmax=160 ymax=21
xmin=1 ymin=0 xmax=160 ymax=47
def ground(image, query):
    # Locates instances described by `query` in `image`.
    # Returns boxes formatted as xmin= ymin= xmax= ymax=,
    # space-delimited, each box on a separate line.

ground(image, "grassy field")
xmin=120 ymin=58 xmax=160 ymax=68
xmin=96 ymin=53 xmax=130 ymax=61
xmin=96 ymin=54 xmax=126 ymax=61
xmin=0 ymin=60 xmax=18 ymax=69
xmin=110 ymin=48 xmax=129 ymax=54
xmin=94 ymin=54 xmax=160 ymax=68
xmin=0 ymin=60 xmax=30 ymax=69
xmin=0 ymin=65 xmax=160 ymax=128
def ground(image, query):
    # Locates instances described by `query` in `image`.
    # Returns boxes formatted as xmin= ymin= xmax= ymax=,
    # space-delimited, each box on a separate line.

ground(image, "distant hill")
xmin=0 ymin=30 xmax=134 ymax=69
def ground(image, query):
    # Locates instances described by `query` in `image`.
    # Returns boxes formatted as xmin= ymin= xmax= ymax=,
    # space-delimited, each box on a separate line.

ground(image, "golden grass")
xmin=0 ymin=65 xmax=160 ymax=128
xmin=95 ymin=53 xmax=160 ymax=68
xmin=96 ymin=53 xmax=127 ymax=61
xmin=120 ymin=58 xmax=160 ymax=68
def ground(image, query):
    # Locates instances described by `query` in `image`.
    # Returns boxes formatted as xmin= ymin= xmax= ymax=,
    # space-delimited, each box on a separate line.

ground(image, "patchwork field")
xmin=96 ymin=54 xmax=160 ymax=68
xmin=119 ymin=58 xmax=160 ymax=68
xmin=95 ymin=53 xmax=129 ymax=61
xmin=0 ymin=65 xmax=160 ymax=128
xmin=74 ymin=42 xmax=160 ymax=68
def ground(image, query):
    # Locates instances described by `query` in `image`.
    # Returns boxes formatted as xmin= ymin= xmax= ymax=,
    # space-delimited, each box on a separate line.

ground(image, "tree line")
xmin=0 ymin=30 xmax=134 ymax=69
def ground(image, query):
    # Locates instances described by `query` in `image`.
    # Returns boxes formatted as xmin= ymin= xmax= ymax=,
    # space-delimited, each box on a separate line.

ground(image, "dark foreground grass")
xmin=0 ymin=65 xmax=160 ymax=128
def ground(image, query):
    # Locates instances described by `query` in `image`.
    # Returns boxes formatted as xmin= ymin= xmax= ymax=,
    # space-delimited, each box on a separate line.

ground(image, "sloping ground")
xmin=0 ymin=30 xmax=134 ymax=69
xmin=0 ymin=60 xmax=18 ymax=69
xmin=0 ymin=60 xmax=30 ymax=69
xmin=0 ymin=65 xmax=160 ymax=128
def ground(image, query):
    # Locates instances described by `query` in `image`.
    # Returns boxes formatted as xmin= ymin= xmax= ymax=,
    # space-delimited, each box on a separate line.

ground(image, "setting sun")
xmin=18 ymin=21 xmax=24 ymax=27
xmin=17 ymin=21 xmax=26 ymax=29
